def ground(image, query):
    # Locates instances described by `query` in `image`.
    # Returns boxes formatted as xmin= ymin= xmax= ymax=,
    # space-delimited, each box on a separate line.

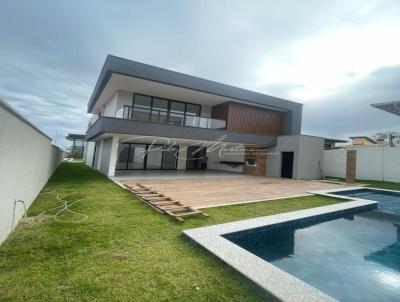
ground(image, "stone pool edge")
xmin=183 ymin=200 xmax=378 ymax=302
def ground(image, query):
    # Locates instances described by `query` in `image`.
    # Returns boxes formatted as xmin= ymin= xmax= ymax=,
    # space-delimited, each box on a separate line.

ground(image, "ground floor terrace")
xmin=115 ymin=171 xmax=356 ymax=208
xmin=84 ymin=134 xmax=327 ymax=182
xmin=2 ymin=163 xmax=399 ymax=301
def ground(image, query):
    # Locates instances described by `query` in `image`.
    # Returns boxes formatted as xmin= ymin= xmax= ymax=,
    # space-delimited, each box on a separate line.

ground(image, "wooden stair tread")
xmin=124 ymin=183 xmax=208 ymax=222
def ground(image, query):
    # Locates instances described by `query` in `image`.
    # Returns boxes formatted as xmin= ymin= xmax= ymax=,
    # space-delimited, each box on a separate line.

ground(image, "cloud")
xmin=254 ymin=22 xmax=400 ymax=101
xmin=0 ymin=0 xmax=399 ymax=148
xmin=302 ymin=65 xmax=400 ymax=138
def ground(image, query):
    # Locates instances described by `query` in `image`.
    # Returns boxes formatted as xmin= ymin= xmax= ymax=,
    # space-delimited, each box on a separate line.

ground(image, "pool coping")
xmin=183 ymin=200 xmax=378 ymax=302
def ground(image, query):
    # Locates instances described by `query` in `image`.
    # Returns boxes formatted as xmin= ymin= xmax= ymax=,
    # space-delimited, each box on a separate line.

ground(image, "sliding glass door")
xmin=146 ymin=147 xmax=163 ymax=169
xmin=116 ymin=143 xmax=178 ymax=170
xmin=128 ymin=144 xmax=146 ymax=169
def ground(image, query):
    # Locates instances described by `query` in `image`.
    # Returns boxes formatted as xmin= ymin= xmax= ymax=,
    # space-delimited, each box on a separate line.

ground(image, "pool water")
xmin=224 ymin=190 xmax=400 ymax=302
xmin=333 ymin=188 xmax=400 ymax=215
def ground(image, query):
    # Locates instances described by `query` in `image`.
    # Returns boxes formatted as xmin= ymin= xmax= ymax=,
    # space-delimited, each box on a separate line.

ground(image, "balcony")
xmin=115 ymin=105 xmax=226 ymax=130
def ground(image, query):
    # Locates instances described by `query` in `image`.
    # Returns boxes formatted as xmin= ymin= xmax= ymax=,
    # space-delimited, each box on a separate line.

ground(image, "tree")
xmin=373 ymin=132 xmax=400 ymax=147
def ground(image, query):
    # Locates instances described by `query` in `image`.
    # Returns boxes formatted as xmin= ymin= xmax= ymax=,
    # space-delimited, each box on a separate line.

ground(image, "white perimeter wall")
xmin=0 ymin=100 xmax=63 ymax=244
xmin=323 ymin=147 xmax=400 ymax=182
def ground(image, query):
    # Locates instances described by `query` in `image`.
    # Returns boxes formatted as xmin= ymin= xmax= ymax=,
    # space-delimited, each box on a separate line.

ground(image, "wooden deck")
xmin=123 ymin=176 xmax=357 ymax=208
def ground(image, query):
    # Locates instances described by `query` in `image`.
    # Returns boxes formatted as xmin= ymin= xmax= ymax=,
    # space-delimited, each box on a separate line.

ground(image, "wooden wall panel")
xmin=227 ymin=102 xmax=284 ymax=135
xmin=243 ymin=145 xmax=267 ymax=176
xmin=346 ymin=150 xmax=357 ymax=183
xmin=211 ymin=102 xmax=284 ymax=135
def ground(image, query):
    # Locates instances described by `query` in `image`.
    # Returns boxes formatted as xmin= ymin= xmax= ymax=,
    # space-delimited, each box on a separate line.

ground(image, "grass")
xmin=326 ymin=177 xmax=400 ymax=191
xmin=0 ymin=163 xmax=350 ymax=302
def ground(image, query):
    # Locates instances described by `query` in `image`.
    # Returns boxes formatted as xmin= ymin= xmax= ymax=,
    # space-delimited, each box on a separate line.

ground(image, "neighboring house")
xmin=84 ymin=55 xmax=325 ymax=180
xmin=65 ymin=133 xmax=85 ymax=158
xmin=349 ymin=136 xmax=377 ymax=147
xmin=324 ymin=138 xmax=347 ymax=150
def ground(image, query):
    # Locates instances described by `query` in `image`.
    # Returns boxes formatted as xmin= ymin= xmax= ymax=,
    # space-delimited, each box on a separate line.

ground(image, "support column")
xmin=107 ymin=136 xmax=119 ymax=177
xmin=346 ymin=150 xmax=357 ymax=183
xmin=96 ymin=140 xmax=104 ymax=170
xmin=243 ymin=145 xmax=267 ymax=176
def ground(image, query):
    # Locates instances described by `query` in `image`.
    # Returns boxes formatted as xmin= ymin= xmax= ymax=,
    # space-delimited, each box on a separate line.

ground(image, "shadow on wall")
xmin=0 ymin=97 xmax=63 ymax=245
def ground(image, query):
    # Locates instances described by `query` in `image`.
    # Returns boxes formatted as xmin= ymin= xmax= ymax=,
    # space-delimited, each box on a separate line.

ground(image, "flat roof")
xmin=324 ymin=138 xmax=348 ymax=143
xmin=371 ymin=101 xmax=400 ymax=116
xmin=87 ymin=55 xmax=302 ymax=113
xmin=66 ymin=133 xmax=86 ymax=141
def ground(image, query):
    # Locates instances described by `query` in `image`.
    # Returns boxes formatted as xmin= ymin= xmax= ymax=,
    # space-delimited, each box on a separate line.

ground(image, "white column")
xmin=107 ymin=136 xmax=119 ymax=177
xmin=177 ymin=144 xmax=187 ymax=170
xmin=96 ymin=140 xmax=104 ymax=170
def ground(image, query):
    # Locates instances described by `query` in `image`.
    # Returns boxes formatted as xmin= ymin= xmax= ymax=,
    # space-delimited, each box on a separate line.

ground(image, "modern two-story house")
xmin=84 ymin=55 xmax=325 ymax=179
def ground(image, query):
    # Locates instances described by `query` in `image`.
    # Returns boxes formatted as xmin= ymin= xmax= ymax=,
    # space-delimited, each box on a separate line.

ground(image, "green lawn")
xmin=0 ymin=163 xmax=351 ymax=301
xmin=326 ymin=177 xmax=400 ymax=191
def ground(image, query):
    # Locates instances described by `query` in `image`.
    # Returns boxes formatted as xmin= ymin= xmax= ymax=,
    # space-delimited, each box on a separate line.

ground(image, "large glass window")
xmin=132 ymin=94 xmax=151 ymax=121
xmin=151 ymin=98 xmax=168 ymax=123
xmin=146 ymin=146 xmax=163 ymax=169
xmin=185 ymin=104 xmax=201 ymax=127
xmin=128 ymin=94 xmax=202 ymax=127
xmin=116 ymin=144 xmax=178 ymax=170
xmin=162 ymin=146 xmax=179 ymax=169
xmin=169 ymin=101 xmax=185 ymax=125
xmin=116 ymin=144 xmax=130 ymax=169
xmin=127 ymin=144 xmax=146 ymax=169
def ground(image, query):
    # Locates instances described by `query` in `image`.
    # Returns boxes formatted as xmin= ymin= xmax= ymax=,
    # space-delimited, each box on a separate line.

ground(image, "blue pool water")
xmin=333 ymin=188 xmax=400 ymax=215
xmin=224 ymin=189 xmax=400 ymax=302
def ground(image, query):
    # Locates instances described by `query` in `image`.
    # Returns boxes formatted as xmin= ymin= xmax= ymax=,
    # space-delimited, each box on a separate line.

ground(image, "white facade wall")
xmin=83 ymin=141 xmax=96 ymax=167
xmin=297 ymin=136 xmax=325 ymax=179
xmin=0 ymin=100 xmax=63 ymax=244
xmin=102 ymin=90 xmax=134 ymax=117
xmin=267 ymin=135 xmax=324 ymax=180
xmin=323 ymin=147 xmax=400 ymax=182
xmin=177 ymin=144 xmax=187 ymax=170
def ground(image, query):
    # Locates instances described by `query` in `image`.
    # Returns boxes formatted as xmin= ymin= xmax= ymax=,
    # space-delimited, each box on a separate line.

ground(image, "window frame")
xmin=131 ymin=93 xmax=201 ymax=126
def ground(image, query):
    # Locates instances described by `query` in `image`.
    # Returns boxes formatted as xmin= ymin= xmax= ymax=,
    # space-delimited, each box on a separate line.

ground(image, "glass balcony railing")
xmin=115 ymin=105 xmax=226 ymax=129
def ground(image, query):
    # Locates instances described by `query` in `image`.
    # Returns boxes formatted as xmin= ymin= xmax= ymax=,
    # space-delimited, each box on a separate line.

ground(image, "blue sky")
xmin=1 ymin=0 xmax=399 ymax=147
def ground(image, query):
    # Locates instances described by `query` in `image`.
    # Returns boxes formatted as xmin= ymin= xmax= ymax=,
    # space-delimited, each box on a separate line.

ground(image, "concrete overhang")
xmin=371 ymin=100 xmax=400 ymax=116
xmin=87 ymin=55 xmax=302 ymax=115
xmin=86 ymin=116 xmax=277 ymax=146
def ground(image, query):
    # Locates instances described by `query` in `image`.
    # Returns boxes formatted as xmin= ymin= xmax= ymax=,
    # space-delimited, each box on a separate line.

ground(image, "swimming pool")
xmin=324 ymin=188 xmax=400 ymax=215
xmin=224 ymin=205 xmax=400 ymax=302
xmin=184 ymin=188 xmax=400 ymax=301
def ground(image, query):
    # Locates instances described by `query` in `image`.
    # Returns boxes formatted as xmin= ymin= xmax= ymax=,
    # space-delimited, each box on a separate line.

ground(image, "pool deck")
xmin=119 ymin=173 xmax=360 ymax=208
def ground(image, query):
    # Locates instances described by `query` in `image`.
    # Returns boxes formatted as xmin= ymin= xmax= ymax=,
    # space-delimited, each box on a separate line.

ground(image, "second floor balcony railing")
xmin=115 ymin=105 xmax=226 ymax=129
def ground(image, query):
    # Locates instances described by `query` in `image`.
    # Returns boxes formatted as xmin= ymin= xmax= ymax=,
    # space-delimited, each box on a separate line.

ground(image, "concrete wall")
xmin=83 ymin=141 xmax=96 ymax=167
xmin=322 ymin=149 xmax=346 ymax=178
xmin=297 ymin=136 xmax=324 ymax=179
xmin=0 ymin=98 xmax=63 ymax=244
xmin=102 ymin=90 xmax=134 ymax=117
xmin=324 ymin=147 xmax=400 ymax=182
xmin=267 ymin=135 xmax=324 ymax=180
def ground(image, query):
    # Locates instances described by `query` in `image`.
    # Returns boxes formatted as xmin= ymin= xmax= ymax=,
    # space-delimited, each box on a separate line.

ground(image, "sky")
xmin=0 ymin=0 xmax=399 ymax=147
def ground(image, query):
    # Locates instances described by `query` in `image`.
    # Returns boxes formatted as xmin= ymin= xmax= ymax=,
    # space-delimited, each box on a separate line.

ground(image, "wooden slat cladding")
xmin=243 ymin=145 xmax=267 ymax=176
xmin=211 ymin=102 xmax=284 ymax=135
